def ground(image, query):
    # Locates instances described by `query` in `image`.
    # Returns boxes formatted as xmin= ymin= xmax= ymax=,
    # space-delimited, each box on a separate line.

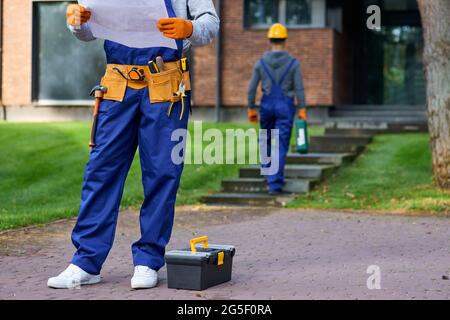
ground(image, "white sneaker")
xmin=47 ymin=264 xmax=101 ymax=289
xmin=131 ymin=266 xmax=158 ymax=289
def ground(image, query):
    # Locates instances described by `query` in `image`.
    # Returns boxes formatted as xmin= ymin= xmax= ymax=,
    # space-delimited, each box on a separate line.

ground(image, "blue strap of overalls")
xmin=164 ymin=0 xmax=184 ymax=54
xmin=260 ymin=58 xmax=297 ymax=86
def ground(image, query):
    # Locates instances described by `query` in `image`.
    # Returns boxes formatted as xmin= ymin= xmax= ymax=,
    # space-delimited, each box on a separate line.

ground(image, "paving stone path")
xmin=1 ymin=207 xmax=449 ymax=300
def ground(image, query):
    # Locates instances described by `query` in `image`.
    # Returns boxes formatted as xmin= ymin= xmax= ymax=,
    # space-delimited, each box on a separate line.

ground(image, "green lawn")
xmin=289 ymin=133 xmax=450 ymax=215
xmin=0 ymin=122 xmax=254 ymax=230
xmin=0 ymin=122 xmax=447 ymax=230
xmin=0 ymin=122 xmax=325 ymax=230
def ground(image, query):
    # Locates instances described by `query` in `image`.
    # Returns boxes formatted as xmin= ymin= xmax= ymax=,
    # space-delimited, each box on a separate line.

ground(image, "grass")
xmin=0 ymin=122 xmax=323 ymax=230
xmin=0 ymin=122 xmax=236 ymax=230
xmin=289 ymin=133 xmax=450 ymax=215
xmin=1 ymin=122 xmax=446 ymax=230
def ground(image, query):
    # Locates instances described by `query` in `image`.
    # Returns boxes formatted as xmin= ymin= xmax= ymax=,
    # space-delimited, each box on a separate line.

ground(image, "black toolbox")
xmin=165 ymin=236 xmax=235 ymax=291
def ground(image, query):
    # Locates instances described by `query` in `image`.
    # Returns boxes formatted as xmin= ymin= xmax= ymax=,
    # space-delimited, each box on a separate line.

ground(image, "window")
xmin=286 ymin=0 xmax=313 ymax=26
xmin=244 ymin=0 xmax=326 ymax=28
xmin=33 ymin=1 xmax=106 ymax=102
xmin=367 ymin=26 xmax=425 ymax=105
xmin=245 ymin=0 xmax=279 ymax=27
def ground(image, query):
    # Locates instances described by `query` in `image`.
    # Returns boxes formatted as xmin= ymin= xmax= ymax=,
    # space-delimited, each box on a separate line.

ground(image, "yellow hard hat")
xmin=268 ymin=23 xmax=288 ymax=39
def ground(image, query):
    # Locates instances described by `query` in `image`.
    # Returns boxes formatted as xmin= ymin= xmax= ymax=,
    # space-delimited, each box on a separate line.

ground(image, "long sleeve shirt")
xmin=68 ymin=0 xmax=219 ymax=49
xmin=248 ymin=51 xmax=306 ymax=109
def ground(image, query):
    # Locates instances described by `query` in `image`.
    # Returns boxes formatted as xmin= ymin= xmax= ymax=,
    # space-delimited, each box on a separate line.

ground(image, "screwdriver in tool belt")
xmin=156 ymin=56 xmax=165 ymax=72
xmin=148 ymin=60 xmax=159 ymax=74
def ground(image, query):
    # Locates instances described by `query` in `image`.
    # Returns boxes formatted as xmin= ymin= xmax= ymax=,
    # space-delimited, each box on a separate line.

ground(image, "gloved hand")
xmin=248 ymin=109 xmax=259 ymax=124
xmin=298 ymin=108 xmax=307 ymax=120
xmin=157 ymin=18 xmax=193 ymax=40
xmin=66 ymin=4 xmax=91 ymax=27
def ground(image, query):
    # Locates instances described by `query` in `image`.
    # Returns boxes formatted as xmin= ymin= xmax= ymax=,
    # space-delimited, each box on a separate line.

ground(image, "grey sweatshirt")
xmin=68 ymin=0 xmax=219 ymax=49
xmin=248 ymin=51 xmax=306 ymax=109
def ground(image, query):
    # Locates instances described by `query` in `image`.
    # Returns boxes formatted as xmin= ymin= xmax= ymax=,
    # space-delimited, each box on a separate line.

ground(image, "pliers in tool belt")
xmin=167 ymin=81 xmax=187 ymax=120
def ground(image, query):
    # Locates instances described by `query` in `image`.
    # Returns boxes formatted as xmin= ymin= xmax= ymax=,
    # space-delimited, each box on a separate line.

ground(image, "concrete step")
xmin=308 ymin=143 xmax=366 ymax=154
xmin=239 ymin=164 xmax=335 ymax=180
xmin=334 ymin=105 xmax=426 ymax=111
xmin=325 ymin=116 xmax=428 ymax=124
xmin=311 ymin=135 xmax=373 ymax=146
xmin=325 ymin=121 xmax=428 ymax=133
xmin=222 ymin=178 xmax=318 ymax=194
xmin=324 ymin=128 xmax=378 ymax=137
xmin=201 ymin=193 xmax=293 ymax=207
xmin=286 ymin=153 xmax=356 ymax=166
xmin=384 ymin=123 xmax=429 ymax=133
xmin=329 ymin=110 xmax=427 ymax=118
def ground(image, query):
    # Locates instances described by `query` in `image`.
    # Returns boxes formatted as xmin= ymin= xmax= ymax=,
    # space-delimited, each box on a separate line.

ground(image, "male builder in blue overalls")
xmin=247 ymin=23 xmax=306 ymax=195
xmin=47 ymin=1 xmax=219 ymax=289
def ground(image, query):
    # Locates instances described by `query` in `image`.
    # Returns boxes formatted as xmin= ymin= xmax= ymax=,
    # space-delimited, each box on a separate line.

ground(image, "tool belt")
xmin=100 ymin=61 xmax=191 ymax=104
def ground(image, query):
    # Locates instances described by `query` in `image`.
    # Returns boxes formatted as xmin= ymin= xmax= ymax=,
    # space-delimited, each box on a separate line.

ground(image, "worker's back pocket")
xmin=148 ymin=68 xmax=182 ymax=103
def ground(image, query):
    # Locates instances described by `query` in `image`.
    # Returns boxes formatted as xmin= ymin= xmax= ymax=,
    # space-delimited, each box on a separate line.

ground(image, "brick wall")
xmin=2 ymin=0 xmax=32 ymax=106
xmin=1 ymin=0 xmax=343 ymax=110
xmin=192 ymin=41 xmax=217 ymax=107
xmin=192 ymin=0 xmax=337 ymax=108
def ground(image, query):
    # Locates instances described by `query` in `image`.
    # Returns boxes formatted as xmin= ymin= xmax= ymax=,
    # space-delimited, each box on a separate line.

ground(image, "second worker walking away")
xmin=247 ymin=23 xmax=307 ymax=195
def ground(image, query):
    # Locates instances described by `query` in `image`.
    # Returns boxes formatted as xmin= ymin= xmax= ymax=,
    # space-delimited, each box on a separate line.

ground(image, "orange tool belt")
xmin=100 ymin=60 xmax=191 ymax=105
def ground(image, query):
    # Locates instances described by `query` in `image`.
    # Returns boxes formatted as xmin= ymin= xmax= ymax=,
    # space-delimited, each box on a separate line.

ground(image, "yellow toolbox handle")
xmin=190 ymin=236 xmax=209 ymax=253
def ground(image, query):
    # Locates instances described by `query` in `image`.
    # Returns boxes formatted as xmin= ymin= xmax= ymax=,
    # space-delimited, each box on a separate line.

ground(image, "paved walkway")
xmin=1 ymin=207 xmax=449 ymax=300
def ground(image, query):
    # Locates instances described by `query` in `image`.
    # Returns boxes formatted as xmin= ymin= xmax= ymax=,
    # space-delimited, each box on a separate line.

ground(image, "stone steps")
xmin=325 ymin=105 xmax=429 ymax=133
xmin=311 ymin=135 xmax=373 ymax=145
xmin=325 ymin=121 xmax=428 ymax=133
xmin=329 ymin=110 xmax=427 ymax=118
xmin=201 ymin=193 xmax=294 ymax=207
xmin=289 ymin=135 xmax=370 ymax=154
xmin=308 ymin=143 xmax=366 ymax=154
xmin=329 ymin=105 xmax=427 ymax=122
xmin=333 ymin=104 xmax=426 ymax=111
xmin=324 ymin=128 xmax=378 ymax=136
xmin=326 ymin=116 xmax=427 ymax=124
xmin=222 ymin=178 xmax=318 ymax=194
xmin=286 ymin=153 xmax=355 ymax=166
xmin=239 ymin=164 xmax=336 ymax=180
xmin=201 ymin=128 xmax=375 ymax=207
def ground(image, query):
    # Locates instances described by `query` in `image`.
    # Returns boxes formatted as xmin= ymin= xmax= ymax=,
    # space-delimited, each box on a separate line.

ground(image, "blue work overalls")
xmin=71 ymin=1 xmax=188 ymax=275
xmin=259 ymin=58 xmax=297 ymax=192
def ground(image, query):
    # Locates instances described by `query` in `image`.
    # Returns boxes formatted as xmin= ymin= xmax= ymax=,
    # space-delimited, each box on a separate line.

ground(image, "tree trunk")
xmin=417 ymin=0 xmax=450 ymax=189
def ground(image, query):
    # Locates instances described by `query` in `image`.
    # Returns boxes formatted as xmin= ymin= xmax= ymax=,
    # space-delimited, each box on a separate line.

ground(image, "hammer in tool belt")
xmin=89 ymin=85 xmax=107 ymax=148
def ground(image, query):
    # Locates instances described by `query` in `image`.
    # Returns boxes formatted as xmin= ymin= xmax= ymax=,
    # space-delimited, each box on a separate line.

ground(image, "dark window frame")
xmin=243 ymin=0 xmax=326 ymax=30
xmin=31 ymin=1 xmax=40 ymax=102
xmin=31 ymin=0 xmax=105 ymax=105
xmin=32 ymin=0 xmax=85 ymax=103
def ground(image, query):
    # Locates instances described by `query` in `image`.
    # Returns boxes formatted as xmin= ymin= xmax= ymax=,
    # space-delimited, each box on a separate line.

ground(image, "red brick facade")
xmin=0 ymin=0 xmax=349 ymax=115
xmin=1 ymin=0 xmax=32 ymax=106
xmin=193 ymin=0 xmax=349 ymax=108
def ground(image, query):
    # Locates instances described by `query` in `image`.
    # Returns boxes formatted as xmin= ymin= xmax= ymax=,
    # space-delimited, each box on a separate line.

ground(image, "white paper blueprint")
xmin=78 ymin=0 xmax=177 ymax=49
